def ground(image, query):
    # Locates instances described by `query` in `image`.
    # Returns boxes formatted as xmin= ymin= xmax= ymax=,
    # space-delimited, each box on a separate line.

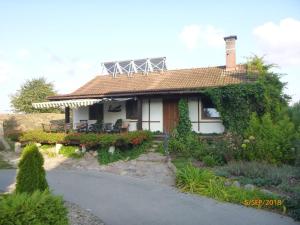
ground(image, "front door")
xmin=163 ymin=99 xmax=179 ymax=133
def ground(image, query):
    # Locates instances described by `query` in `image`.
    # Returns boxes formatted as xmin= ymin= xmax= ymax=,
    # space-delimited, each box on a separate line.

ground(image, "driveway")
xmin=0 ymin=169 xmax=298 ymax=225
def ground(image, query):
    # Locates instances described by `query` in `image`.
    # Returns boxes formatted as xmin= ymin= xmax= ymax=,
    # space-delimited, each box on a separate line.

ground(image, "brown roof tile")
xmin=49 ymin=66 xmax=253 ymax=100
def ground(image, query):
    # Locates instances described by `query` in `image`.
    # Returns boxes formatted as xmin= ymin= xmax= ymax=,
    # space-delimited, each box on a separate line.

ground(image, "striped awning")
xmin=32 ymin=99 xmax=106 ymax=109
xmin=32 ymin=98 xmax=132 ymax=109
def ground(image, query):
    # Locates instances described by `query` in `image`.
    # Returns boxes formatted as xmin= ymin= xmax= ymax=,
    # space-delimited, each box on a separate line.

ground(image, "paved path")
xmin=0 ymin=169 xmax=298 ymax=225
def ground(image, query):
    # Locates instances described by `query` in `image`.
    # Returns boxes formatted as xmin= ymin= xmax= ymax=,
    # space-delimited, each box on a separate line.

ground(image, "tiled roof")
xmin=49 ymin=66 xmax=253 ymax=100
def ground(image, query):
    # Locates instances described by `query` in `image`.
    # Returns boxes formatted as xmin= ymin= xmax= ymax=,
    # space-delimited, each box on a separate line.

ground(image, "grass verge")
xmin=59 ymin=146 xmax=83 ymax=159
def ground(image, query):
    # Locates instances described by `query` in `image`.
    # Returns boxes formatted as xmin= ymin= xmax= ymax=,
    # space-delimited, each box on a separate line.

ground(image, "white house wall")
xmin=72 ymin=107 xmax=96 ymax=129
xmin=103 ymin=101 xmax=126 ymax=124
xmin=199 ymin=122 xmax=225 ymax=133
xmin=188 ymin=97 xmax=225 ymax=134
xmin=142 ymin=98 xmax=163 ymax=132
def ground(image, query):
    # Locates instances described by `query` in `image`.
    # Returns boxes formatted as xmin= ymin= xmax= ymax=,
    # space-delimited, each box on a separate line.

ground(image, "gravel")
xmin=65 ymin=201 xmax=105 ymax=225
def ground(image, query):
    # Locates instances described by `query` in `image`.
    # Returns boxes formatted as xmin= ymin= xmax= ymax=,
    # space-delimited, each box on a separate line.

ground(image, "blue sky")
xmin=0 ymin=0 xmax=300 ymax=112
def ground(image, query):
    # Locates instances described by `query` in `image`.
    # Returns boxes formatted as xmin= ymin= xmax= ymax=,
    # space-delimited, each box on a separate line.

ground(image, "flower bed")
xmin=19 ymin=130 xmax=153 ymax=149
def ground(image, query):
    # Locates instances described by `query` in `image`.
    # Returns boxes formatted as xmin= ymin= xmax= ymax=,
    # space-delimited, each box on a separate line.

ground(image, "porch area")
xmin=33 ymin=95 xmax=225 ymax=134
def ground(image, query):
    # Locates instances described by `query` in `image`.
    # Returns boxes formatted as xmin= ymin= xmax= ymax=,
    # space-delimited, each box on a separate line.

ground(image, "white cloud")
xmin=253 ymin=18 xmax=300 ymax=66
xmin=179 ymin=24 xmax=225 ymax=50
xmin=17 ymin=48 xmax=31 ymax=60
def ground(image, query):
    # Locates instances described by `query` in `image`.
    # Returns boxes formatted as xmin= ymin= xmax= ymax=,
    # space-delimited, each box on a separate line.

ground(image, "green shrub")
xmin=20 ymin=130 xmax=65 ymax=144
xmin=244 ymin=113 xmax=298 ymax=164
xmin=176 ymin=165 xmax=283 ymax=210
xmin=202 ymin=155 xmax=217 ymax=167
xmin=284 ymin=192 xmax=300 ymax=221
xmin=288 ymin=101 xmax=300 ymax=130
xmin=0 ymin=190 xmax=68 ymax=225
xmin=98 ymin=149 xmax=122 ymax=165
xmin=16 ymin=144 xmax=48 ymax=194
xmin=20 ymin=130 xmax=152 ymax=149
xmin=169 ymin=131 xmax=205 ymax=158
xmin=59 ymin=146 xmax=82 ymax=158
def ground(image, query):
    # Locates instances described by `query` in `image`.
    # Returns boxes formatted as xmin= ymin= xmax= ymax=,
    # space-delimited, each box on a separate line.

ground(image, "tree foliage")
xmin=288 ymin=101 xmax=300 ymax=131
xmin=16 ymin=144 xmax=48 ymax=193
xmin=10 ymin=77 xmax=58 ymax=113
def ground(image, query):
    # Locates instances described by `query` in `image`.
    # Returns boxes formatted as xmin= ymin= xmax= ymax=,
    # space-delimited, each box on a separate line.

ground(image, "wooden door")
xmin=163 ymin=99 xmax=179 ymax=133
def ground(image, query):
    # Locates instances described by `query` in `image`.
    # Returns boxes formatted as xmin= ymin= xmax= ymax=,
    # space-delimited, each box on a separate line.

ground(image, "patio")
xmin=33 ymin=98 xmax=138 ymax=134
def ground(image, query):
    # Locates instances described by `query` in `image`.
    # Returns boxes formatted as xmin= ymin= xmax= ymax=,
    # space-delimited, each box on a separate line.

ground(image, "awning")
xmin=32 ymin=98 xmax=132 ymax=109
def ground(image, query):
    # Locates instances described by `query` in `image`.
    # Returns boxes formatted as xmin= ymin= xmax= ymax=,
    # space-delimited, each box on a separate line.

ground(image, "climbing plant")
xmin=203 ymin=56 xmax=289 ymax=135
xmin=177 ymin=98 xmax=192 ymax=137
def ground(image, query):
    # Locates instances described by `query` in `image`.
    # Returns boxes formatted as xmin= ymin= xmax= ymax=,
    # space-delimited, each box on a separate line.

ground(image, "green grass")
xmin=59 ymin=146 xmax=83 ymax=159
xmin=39 ymin=145 xmax=57 ymax=158
xmin=98 ymin=141 xmax=151 ymax=165
xmin=0 ymin=155 xmax=12 ymax=169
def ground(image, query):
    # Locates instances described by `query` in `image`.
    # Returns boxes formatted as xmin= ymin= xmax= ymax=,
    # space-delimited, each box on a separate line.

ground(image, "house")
xmin=33 ymin=35 xmax=251 ymax=134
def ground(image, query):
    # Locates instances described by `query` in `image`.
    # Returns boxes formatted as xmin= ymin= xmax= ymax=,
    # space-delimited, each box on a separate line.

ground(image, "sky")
xmin=0 ymin=0 xmax=300 ymax=113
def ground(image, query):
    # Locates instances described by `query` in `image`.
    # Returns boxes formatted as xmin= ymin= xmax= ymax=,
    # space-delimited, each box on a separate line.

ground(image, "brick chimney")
xmin=224 ymin=35 xmax=237 ymax=70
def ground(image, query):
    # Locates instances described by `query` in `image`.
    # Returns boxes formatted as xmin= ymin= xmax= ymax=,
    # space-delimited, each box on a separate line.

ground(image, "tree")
xmin=10 ymin=77 xmax=58 ymax=113
xmin=16 ymin=144 xmax=48 ymax=193
xmin=288 ymin=101 xmax=300 ymax=131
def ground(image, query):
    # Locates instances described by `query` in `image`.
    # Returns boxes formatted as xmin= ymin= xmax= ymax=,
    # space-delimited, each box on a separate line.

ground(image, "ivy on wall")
xmin=204 ymin=82 xmax=265 ymax=134
xmin=177 ymin=98 xmax=192 ymax=137
xmin=203 ymin=56 xmax=289 ymax=135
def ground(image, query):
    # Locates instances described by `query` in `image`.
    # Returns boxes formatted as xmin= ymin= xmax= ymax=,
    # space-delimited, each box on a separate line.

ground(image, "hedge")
xmin=19 ymin=130 xmax=153 ymax=148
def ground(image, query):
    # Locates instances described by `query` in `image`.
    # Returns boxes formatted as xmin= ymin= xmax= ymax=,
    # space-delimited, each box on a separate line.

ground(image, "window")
xmin=126 ymin=100 xmax=138 ymax=119
xmin=89 ymin=104 xmax=103 ymax=121
xmin=201 ymin=97 xmax=220 ymax=119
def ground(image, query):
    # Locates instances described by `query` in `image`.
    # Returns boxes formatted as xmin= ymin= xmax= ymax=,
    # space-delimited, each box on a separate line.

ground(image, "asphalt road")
xmin=0 ymin=169 xmax=298 ymax=225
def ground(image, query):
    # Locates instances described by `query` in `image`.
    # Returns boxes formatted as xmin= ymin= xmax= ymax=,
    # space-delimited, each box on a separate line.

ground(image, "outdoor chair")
xmin=75 ymin=120 xmax=88 ymax=132
xmin=103 ymin=123 xmax=113 ymax=133
xmin=111 ymin=119 xmax=123 ymax=133
xmin=89 ymin=122 xmax=104 ymax=133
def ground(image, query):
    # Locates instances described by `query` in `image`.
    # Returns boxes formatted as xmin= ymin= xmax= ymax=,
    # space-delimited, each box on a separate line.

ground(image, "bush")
xmin=16 ymin=144 xmax=48 ymax=193
xmin=20 ymin=130 xmax=152 ymax=149
xmin=20 ymin=130 xmax=65 ymax=144
xmin=244 ymin=113 xmax=298 ymax=164
xmin=0 ymin=190 xmax=68 ymax=225
xmin=169 ymin=131 xmax=205 ymax=157
xmin=288 ymin=101 xmax=300 ymax=130
xmin=202 ymin=155 xmax=217 ymax=167
xmin=59 ymin=146 xmax=82 ymax=158
xmin=176 ymin=165 xmax=283 ymax=210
